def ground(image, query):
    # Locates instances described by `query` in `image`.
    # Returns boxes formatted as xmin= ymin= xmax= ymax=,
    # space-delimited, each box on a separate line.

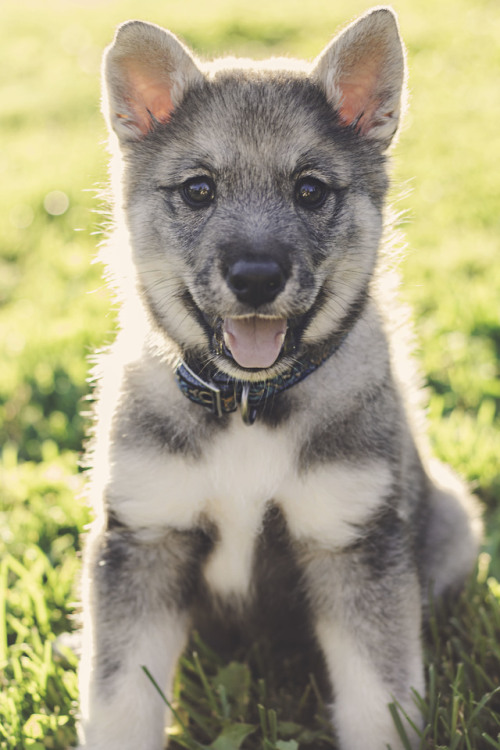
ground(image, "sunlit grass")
xmin=1 ymin=0 xmax=499 ymax=747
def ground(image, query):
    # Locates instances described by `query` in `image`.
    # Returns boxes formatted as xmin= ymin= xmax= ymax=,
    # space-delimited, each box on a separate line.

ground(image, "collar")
xmin=174 ymin=335 xmax=346 ymax=425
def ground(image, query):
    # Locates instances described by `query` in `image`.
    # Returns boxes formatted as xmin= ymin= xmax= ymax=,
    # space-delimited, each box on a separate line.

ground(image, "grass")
xmin=0 ymin=0 xmax=499 ymax=747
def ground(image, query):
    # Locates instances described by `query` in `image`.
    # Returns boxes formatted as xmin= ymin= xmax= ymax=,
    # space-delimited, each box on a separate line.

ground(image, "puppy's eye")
xmin=181 ymin=176 xmax=215 ymax=207
xmin=295 ymin=177 xmax=328 ymax=209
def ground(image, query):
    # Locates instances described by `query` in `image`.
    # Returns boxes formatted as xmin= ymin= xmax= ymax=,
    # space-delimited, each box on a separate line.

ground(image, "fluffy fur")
xmin=78 ymin=8 xmax=481 ymax=750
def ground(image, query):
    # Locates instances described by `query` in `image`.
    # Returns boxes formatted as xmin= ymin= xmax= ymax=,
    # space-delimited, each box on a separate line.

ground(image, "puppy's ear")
xmin=312 ymin=7 xmax=406 ymax=150
xmin=103 ymin=21 xmax=203 ymax=143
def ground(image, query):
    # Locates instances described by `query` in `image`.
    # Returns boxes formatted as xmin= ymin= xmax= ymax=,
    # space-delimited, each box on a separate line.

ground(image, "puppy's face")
xmin=123 ymin=75 xmax=386 ymax=376
xmin=104 ymin=14 xmax=404 ymax=378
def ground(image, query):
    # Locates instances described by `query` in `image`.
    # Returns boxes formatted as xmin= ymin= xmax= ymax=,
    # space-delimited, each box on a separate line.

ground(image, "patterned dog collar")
xmin=175 ymin=335 xmax=346 ymax=425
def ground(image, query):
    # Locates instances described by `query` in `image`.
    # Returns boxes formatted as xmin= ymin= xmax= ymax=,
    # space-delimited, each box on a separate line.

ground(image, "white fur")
xmin=316 ymin=618 xmax=424 ymax=750
xmin=279 ymin=460 xmax=393 ymax=548
xmin=78 ymin=609 xmax=187 ymax=750
xmin=105 ymin=415 xmax=392 ymax=597
xmin=106 ymin=420 xmax=292 ymax=595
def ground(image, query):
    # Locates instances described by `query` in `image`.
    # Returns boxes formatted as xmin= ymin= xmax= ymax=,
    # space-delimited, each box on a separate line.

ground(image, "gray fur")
xmin=78 ymin=8 xmax=481 ymax=750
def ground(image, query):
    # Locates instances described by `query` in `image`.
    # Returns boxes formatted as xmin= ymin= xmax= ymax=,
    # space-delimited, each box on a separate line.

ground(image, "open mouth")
xmin=222 ymin=316 xmax=288 ymax=369
xmin=183 ymin=290 xmax=319 ymax=372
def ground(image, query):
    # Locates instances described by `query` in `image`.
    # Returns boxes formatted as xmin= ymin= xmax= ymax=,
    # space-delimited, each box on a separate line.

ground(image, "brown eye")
xmin=295 ymin=177 xmax=328 ymax=209
xmin=181 ymin=176 xmax=215 ymax=207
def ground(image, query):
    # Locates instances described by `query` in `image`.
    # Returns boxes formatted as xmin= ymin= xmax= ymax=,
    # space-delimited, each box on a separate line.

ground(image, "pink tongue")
xmin=223 ymin=317 xmax=287 ymax=368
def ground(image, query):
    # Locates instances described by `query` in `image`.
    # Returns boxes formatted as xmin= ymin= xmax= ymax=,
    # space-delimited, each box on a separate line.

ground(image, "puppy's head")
xmin=103 ymin=8 xmax=406 ymax=380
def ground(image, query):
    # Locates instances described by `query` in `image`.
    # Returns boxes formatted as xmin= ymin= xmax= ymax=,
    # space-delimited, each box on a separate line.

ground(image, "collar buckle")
xmin=175 ymin=360 xmax=226 ymax=418
xmin=206 ymin=380 xmax=223 ymax=418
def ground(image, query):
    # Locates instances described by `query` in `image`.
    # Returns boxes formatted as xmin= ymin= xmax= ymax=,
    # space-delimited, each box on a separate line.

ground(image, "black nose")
xmin=226 ymin=258 xmax=286 ymax=307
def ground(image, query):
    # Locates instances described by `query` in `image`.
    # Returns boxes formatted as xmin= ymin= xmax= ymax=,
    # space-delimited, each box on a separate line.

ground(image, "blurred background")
xmin=0 ymin=0 xmax=499 ymax=747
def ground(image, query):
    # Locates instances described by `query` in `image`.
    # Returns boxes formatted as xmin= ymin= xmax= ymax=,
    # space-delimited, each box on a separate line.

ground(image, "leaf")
xmin=276 ymin=721 xmax=303 ymax=738
xmin=275 ymin=741 xmax=299 ymax=750
xmin=209 ymin=723 xmax=256 ymax=750
xmin=23 ymin=715 xmax=44 ymax=739
xmin=296 ymin=728 xmax=332 ymax=745
xmin=214 ymin=662 xmax=251 ymax=716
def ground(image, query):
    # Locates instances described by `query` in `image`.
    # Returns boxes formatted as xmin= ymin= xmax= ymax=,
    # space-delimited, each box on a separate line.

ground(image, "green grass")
xmin=1 ymin=0 xmax=499 ymax=747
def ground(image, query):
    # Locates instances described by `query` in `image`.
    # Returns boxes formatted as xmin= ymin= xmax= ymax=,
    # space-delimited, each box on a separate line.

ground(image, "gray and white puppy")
xmin=78 ymin=8 xmax=481 ymax=750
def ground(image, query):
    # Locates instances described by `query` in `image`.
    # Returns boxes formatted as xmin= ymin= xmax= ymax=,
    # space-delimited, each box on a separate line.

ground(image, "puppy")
xmin=78 ymin=8 xmax=481 ymax=749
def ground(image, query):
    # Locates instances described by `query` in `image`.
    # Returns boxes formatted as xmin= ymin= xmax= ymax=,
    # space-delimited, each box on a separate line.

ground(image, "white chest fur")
xmin=106 ymin=418 xmax=392 ymax=597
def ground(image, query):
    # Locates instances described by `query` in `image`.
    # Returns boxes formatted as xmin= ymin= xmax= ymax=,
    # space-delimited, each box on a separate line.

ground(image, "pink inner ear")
xmin=123 ymin=64 xmax=174 ymax=134
xmin=337 ymin=59 xmax=382 ymax=134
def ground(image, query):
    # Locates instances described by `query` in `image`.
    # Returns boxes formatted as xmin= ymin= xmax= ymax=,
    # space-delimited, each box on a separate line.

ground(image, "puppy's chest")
xmin=111 ymin=421 xmax=392 ymax=597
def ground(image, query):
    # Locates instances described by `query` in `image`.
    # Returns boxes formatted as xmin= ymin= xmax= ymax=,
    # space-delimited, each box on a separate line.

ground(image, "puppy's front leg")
xmin=304 ymin=533 xmax=425 ymax=750
xmin=77 ymin=522 xmax=200 ymax=750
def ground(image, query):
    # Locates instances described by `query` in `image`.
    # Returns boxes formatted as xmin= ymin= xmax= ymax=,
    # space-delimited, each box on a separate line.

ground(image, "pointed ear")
xmin=102 ymin=20 xmax=204 ymax=143
xmin=312 ymin=7 xmax=406 ymax=150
